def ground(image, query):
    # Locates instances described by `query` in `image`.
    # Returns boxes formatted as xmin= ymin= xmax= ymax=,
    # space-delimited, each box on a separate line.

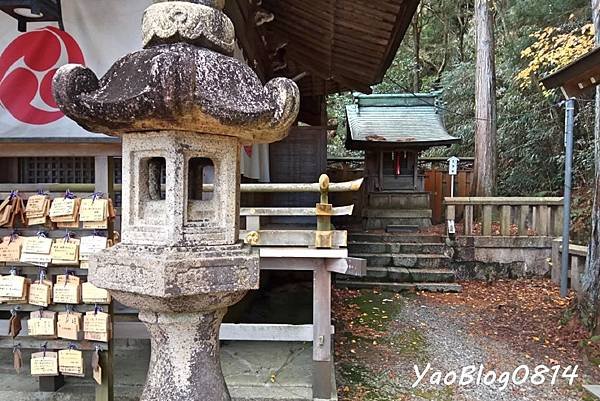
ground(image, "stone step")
xmin=365 ymin=217 xmax=432 ymax=230
xmin=349 ymin=233 xmax=444 ymax=244
xmin=368 ymin=192 xmax=430 ymax=210
xmin=386 ymin=225 xmax=419 ymax=233
xmin=348 ymin=242 xmax=448 ymax=255
xmin=362 ymin=209 xmax=432 ymax=219
xmin=364 ymin=267 xmax=456 ymax=283
xmin=337 ymin=280 xmax=462 ymax=293
xmin=351 ymin=253 xmax=450 ymax=269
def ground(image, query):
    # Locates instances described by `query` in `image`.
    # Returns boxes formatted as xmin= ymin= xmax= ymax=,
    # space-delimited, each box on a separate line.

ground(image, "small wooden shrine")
xmin=345 ymin=93 xmax=460 ymax=230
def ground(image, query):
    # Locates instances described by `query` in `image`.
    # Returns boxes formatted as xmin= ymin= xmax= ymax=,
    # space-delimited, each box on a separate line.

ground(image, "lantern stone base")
xmin=138 ymin=309 xmax=233 ymax=401
xmin=89 ymin=243 xmax=258 ymax=400
xmin=89 ymin=242 xmax=259 ymax=313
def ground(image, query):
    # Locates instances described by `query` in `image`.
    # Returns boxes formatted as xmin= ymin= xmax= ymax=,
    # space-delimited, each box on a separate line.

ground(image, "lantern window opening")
xmin=188 ymin=157 xmax=215 ymax=202
xmin=141 ymin=156 xmax=166 ymax=201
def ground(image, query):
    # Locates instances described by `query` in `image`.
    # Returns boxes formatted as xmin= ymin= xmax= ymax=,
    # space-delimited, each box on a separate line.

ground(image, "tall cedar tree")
xmin=472 ymin=0 xmax=497 ymax=196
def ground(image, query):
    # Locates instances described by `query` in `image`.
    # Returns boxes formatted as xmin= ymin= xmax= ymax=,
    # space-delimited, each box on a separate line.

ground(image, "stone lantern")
xmin=52 ymin=1 xmax=299 ymax=400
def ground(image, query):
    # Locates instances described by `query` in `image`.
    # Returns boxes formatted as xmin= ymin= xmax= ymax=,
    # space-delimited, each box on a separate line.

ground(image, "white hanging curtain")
xmin=240 ymin=144 xmax=270 ymax=182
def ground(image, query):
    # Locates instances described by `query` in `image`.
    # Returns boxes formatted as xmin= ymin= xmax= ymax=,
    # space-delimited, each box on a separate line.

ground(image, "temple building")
xmin=345 ymin=93 xmax=460 ymax=230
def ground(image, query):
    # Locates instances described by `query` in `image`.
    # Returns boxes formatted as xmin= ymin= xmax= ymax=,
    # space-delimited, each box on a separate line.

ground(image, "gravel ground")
xmin=335 ymin=290 xmax=593 ymax=401
xmin=397 ymin=299 xmax=585 ymax=401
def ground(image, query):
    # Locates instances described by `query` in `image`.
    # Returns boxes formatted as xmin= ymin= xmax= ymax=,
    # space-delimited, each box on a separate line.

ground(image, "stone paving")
xmin=0 ymin=340 xmax=317 ymax=401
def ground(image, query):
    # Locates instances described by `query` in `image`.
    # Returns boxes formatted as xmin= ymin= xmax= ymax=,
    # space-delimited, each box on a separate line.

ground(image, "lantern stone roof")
xmin=345 ymin=93 xmax=460 ymax=150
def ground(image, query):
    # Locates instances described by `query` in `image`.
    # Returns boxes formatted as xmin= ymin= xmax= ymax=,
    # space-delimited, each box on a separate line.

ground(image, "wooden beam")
xmin=444 ymin=197 xmax=564 ymax=206
xmin=241 ymin=205 xmax=354 ymax=216
xmin=325 ymin=257 xmax=366 ymax=277
xmin=239 ymin=230 xmax=347 ymax=247
xmin=0 ymin=142 xmax=121 ymax=157
xmin=112 ymin=322 xmax=333 ymax=342
xmin=259 ymin=247 xmax=348 ymax=259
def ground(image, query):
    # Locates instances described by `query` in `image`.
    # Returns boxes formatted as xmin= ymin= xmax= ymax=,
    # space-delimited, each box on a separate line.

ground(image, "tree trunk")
xmin=582 ymin=0 xmax=600 ymax=332
xmin=472 ymin=0 xmax=497 ymax=196
xmin=412 ymin=7 xmax=421 ymax=92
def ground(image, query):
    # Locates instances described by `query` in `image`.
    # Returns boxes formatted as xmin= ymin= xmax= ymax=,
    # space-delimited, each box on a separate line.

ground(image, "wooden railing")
xmin=0 ymin=178 xmax=365 ymax=194
xmin=240 ymin=176 xmax=363 ymax=248
xmin=444 ymin=197 xmax=564 ymax=237
xmin=552 ymin=239 xmax=587 ymax=297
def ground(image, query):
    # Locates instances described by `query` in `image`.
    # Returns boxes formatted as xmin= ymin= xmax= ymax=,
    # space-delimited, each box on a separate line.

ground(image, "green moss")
xmin=338 ymin=363 xmax=393 ymax=400
xmin=350 ymin=290 xmax=404 ymax=332
xmin=339 ymin=362 xmax=372 ymax=384
xmin=388 ymin=328 xmax=427 ymax=357
xmin=412 ymin=387 xmax=455 ymax=401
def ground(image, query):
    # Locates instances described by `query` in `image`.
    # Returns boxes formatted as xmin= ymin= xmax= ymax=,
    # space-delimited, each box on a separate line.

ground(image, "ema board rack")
xmin=0 ymin=190 xmax=117 ymax=401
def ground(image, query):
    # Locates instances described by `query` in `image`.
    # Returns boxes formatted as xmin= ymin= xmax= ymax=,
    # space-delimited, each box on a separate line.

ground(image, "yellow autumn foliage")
xmin=517 ymin=23 xmax=595 ymax=90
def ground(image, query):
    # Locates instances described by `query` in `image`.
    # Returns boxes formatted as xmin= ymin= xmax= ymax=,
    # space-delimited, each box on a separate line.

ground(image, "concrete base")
xmin=0 ymin=341 xmax=336 ymax=401
xmin=451 ymin=236 xmax=553 ymax=279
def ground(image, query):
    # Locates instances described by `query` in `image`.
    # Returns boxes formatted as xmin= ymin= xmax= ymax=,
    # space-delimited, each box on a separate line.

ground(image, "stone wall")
xmin=449 ymin=236 xmax=553 ymax=281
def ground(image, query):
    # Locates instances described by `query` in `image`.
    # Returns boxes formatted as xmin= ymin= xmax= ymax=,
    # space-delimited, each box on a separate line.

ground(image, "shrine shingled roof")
xmin=345 ymin=93 xmax=460 ymax=150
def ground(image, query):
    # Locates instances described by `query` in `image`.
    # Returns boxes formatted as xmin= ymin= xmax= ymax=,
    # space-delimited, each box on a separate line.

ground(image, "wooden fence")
xmin=552 ymin=239 xmax=587 ymax=298
xmin=444 ymin=197 xmax=564 ymax=237
xmin=425 ymin=169 xmax=473 ymax=224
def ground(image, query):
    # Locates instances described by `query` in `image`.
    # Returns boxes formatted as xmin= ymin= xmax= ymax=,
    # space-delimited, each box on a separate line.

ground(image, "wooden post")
xmin=482 ymin=205 xmax=493 ymax=236
xmin=313 ymin=262 xmax=332 ymax=400
xmin=246 ymin=215 xmax=261 ymax=231
xmin=551 ymin=238 xmax=561 ymax=284
xmin=518 ymin=205 xmax=529 ymax=236
xmin=500 ymin=205 xmax=511 ymax=236
xmin=464 ymin=205 xmax=474 ymax=235
xmin=94 ymin=156 xmax=115 ymax=199
xmin=95 ymin=156 xmax=116 ymax=234
xmin=96 ymin=339 xmax=114 ymax=400
xmin=537 ymin=205 xmax=549 ymax=236
xmin=94 ymin=157 xmax=115 ymax=401
xmin=446 ymin=205 xmax=456 ymax=221
xmin=316 ymin=175 xmax=333 ymax=248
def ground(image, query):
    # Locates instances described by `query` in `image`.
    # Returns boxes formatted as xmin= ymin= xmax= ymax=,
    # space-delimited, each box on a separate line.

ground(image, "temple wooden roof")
xmin=540 ymin=46 xmax=600 ymax=98
xmin=225 ymin=0 xmax=420 ymax=98
xmin=345 ymin=93 xmax=459 ymax=150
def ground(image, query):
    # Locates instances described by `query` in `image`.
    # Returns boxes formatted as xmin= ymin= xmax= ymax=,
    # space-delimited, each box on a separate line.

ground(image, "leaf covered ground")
xmin=333 ymin=279 xmax=600 ymax=401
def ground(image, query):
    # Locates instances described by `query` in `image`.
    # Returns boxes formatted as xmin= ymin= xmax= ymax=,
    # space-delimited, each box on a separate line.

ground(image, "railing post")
xmin=551 ymin=238 xmax=561 ymax=284
xmin=464 ymin=205 xmax=473 ymax=235
xmin=315 ymin=174 xmax=333 ymax=248
xmin=571 ymin=255 xmax=581 ymax=296
xmin=518 ymin=205 xmax=529 ymax=236
xmin=482 ymin=205 xmax=493 ymax=236
xmin=500 ymin=205 xmax=511 ymax=236
xmin=537 ymin=205 xmax=549 ymax=236
xmin=553 ymin=206 xmax=564 ymax=238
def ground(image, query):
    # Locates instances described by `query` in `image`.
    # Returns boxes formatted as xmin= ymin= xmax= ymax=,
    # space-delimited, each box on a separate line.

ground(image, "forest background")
xmin=328 ymin=0 xmax=596 ymax=242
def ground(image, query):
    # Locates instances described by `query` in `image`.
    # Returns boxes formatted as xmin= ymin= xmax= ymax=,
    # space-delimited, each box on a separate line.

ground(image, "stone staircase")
xmin=338 ymin=232 xmax=462 ymax=292
xmin=363 ymin=192 xmax=433 ymax=231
